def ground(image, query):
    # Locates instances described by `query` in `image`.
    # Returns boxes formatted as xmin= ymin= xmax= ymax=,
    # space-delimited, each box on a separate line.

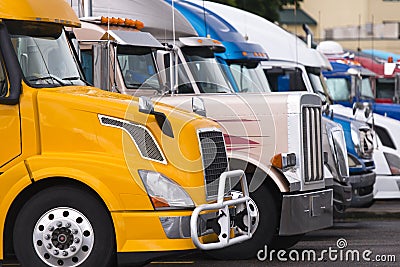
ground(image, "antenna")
xmin=171 ymin=0 xmax=178 ymax=95
xmin=294 ymin=0 xmax=298 ymax=64
xmin=357 ymin=14 xmax=361 ymax=52
xmin=202 ymin=0 xmax=209 ymax=37
xmin=371 ymin=14 xmax=374 ymax=62
xmin=172 ymin=0 xmax=176 ymax=46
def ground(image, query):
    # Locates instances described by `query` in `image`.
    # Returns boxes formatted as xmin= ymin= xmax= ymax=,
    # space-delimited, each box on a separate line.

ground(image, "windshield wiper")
xmin=127 ymin=82 xmax=143 ymax=88
xmin=62 ymin=76 xmax=81 ymax=81
xmin=27 ymin=75 xmax=66 ymax=86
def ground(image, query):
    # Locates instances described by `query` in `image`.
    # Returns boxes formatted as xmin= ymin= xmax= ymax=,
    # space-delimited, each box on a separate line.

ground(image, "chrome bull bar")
xmin=190 ymin=170 xmax=254 ymax=250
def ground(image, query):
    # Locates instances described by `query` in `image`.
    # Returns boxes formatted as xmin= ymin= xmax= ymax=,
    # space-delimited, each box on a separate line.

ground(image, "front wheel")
xmin=13 ymin=185 xmax=116 ymax=267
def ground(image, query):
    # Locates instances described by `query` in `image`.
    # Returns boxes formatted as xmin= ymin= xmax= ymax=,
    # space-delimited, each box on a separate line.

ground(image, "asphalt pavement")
xmin=148 ymin=200 xmax=400 ymax=266
xmin=2 ymin=201 xmax=399 ymax=266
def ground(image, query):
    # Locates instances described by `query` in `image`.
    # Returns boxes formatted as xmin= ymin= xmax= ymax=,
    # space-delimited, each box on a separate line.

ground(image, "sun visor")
xmin=179 ymin=37 xmax=225 ymax=53
xmin=101 ymin=30 xmax=164 ymax=48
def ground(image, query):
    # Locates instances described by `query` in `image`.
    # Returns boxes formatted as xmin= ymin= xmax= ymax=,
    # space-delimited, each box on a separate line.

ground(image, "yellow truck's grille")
xmin=302 ymin=106 xmax=324 ymax=183
xmin=198 ymin=130 xmax=229 ymax=201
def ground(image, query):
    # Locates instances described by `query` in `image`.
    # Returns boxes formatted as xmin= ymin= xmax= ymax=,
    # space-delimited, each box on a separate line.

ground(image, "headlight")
xmin=384 ymin=152 xmax=400 ymax=175
xmin=348 ymin=153 xmax=362 ymax=168
xmin=327 ymin=125 xmax=349 ymax=180
xmin=138 ymin=170 xmax=195 ymax=210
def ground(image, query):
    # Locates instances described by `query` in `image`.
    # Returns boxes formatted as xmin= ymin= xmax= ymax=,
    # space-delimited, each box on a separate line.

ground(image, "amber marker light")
xmin=270 ymin=153 xmax=296 ymax=169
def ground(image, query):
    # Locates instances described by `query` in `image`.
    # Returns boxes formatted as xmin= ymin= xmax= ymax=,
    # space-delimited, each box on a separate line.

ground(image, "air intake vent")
xmin=198 ymin=129 xmax=229 ymax=201
xmin=302 ymin=106 xmax=324 ymax=183
xmin=99 ymin=115 xmax=166 ymax=164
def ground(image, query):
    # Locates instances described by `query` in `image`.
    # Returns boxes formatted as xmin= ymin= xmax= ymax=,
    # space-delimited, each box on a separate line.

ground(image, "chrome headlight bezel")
xmin=326 ymin=123 xmax=349 ymax=181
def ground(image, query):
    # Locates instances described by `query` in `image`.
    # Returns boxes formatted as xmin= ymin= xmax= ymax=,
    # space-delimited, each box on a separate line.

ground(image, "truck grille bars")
xmin=302 ymin=106 xmax=324 ymax=183
xmin=198 ymin=129 xmax=230 ymax=201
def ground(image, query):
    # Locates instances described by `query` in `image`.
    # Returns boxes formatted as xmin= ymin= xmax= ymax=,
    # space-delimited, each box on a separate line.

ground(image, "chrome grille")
xmin=198 ymin=130 xmax=229 ymax=201
xmin=302 ymin=106 xmax=324 ymax=183
xmin=99 ymin=115 xmax=166 ymax=164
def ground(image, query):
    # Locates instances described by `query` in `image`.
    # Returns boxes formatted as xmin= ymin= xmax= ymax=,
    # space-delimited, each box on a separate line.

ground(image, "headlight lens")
xmin=138 ymin=170 xmax=195 ymax=210
xmin=384 ymin=152 xmax=400 ymax=175
xmin=348 ymin=153 xmax=362 ymax=168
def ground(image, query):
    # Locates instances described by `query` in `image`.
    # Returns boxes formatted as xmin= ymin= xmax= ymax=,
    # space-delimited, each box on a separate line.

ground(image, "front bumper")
xmin=279 ymin=189 xmax=333 ymax=236
xmin=190 ymin=170 xmax=254 ymax=250
xmin=333 ymin=180 xmax=352 ymax=208
xmin=349 ymin=171 xmax=376 ymax=207
xmin=112 ymin=170 xmax=254 ymax=256
xmin=373 ymin=175 xmax=400 ymax=199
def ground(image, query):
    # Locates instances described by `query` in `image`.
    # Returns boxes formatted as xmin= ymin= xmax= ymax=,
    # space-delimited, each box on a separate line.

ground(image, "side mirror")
xmin=139 ymin=96 xmax=174 ymax=138
xmin=384 ymin=62 xmax=396 ymax=76
xmin=156 ymin=50 xmax=173 ymax=94
xmin=192 ymin=97 xmax=207 ymax=117
xmin=352 ymin=101 xmax=372 ymax=119
xmin=139 ymin=96 xmax=155 ymax=114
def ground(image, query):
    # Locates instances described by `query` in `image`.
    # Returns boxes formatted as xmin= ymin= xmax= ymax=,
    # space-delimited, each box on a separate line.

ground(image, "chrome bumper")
xmin=279 ymin=189 xmax=333 ymax=236
xmin=190 ymin=170 xmax=253 ymax=250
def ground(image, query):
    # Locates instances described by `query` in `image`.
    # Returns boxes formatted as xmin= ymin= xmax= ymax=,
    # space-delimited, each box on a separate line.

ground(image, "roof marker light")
xmin=99 ymin=16 xmax=144 ymax=29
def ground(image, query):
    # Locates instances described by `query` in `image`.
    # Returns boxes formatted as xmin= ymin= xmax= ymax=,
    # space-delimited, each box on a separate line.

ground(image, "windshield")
xmin=326 ymin=76 xmax=375 ymax=101
xmin=229 ymin=63 xmax=271 ymax=93
xmin=360 ymin=77 xmax=375 ymax=99
xmin=183 ymin=54 xmax=233 ymax=93
xmin=325 ymin=78 xmax=350 ymax=101
xmin=117 ymin=46 xmax=161 ymax=90
xmin=6 ymin=20 xmax=85 ymax=87
xmin=179 ymin=46 xmax=233 ymax=94
xmin=264 ymin=66 xmax=306 ymax=92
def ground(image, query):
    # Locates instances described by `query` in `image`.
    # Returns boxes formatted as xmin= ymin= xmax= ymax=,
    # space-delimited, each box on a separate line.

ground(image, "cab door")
xmin=0 ymin=52 xmax=21 ymax=168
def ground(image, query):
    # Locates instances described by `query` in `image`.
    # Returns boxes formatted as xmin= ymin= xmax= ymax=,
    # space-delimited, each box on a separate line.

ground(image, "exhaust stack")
xmin=78 ymin=0 xmax=92 ymax=18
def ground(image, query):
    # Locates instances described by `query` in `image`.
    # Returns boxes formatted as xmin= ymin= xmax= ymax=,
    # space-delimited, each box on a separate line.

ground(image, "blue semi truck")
xmin=318 ymin=42 xmax=400 ymax=121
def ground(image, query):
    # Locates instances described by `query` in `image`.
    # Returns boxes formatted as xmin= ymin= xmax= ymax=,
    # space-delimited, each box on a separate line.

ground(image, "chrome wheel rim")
xmin=33 ymin=207 xmax=94 ymax=267
xmin=231 ymin=191 xmax=260 ymax=235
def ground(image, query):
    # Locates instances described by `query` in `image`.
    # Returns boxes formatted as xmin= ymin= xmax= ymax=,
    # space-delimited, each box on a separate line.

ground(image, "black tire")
xmin=269 ymin=234 xmax=304 ymax=249
xmin=13 ymin=185 xmax=116 ymax=267
xmin=206 ymin=183 xmax=279 ymax=260
xmin=333 ymin=203 xmax=347 ymax=219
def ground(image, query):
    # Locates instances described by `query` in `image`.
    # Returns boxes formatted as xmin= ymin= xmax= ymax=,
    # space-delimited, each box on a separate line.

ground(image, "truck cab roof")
xmin=0 ymin=0 xmax=80 ymax=27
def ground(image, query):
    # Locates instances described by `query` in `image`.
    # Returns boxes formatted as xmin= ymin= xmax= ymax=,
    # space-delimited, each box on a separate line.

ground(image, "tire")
xmin=269 ymin=234 xmax=304 ymax=249
xmin=13 ymin=185 xmax=116 ymax=267
xmin=333 ymin=203 xmax=347 ymax=219
xmin=206 ymin=183 xmax=279 ymax=260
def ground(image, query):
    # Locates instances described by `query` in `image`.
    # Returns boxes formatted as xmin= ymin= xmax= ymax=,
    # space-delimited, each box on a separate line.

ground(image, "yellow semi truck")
xmin=0 ymin=0 xmax=256 ymax=266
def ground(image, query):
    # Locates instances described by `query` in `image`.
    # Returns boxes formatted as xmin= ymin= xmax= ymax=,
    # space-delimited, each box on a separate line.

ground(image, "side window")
xmin=81 ymin=50 xmax=93 ymax=85
xmin=0 ymin=52 xmax=8 ymax=97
